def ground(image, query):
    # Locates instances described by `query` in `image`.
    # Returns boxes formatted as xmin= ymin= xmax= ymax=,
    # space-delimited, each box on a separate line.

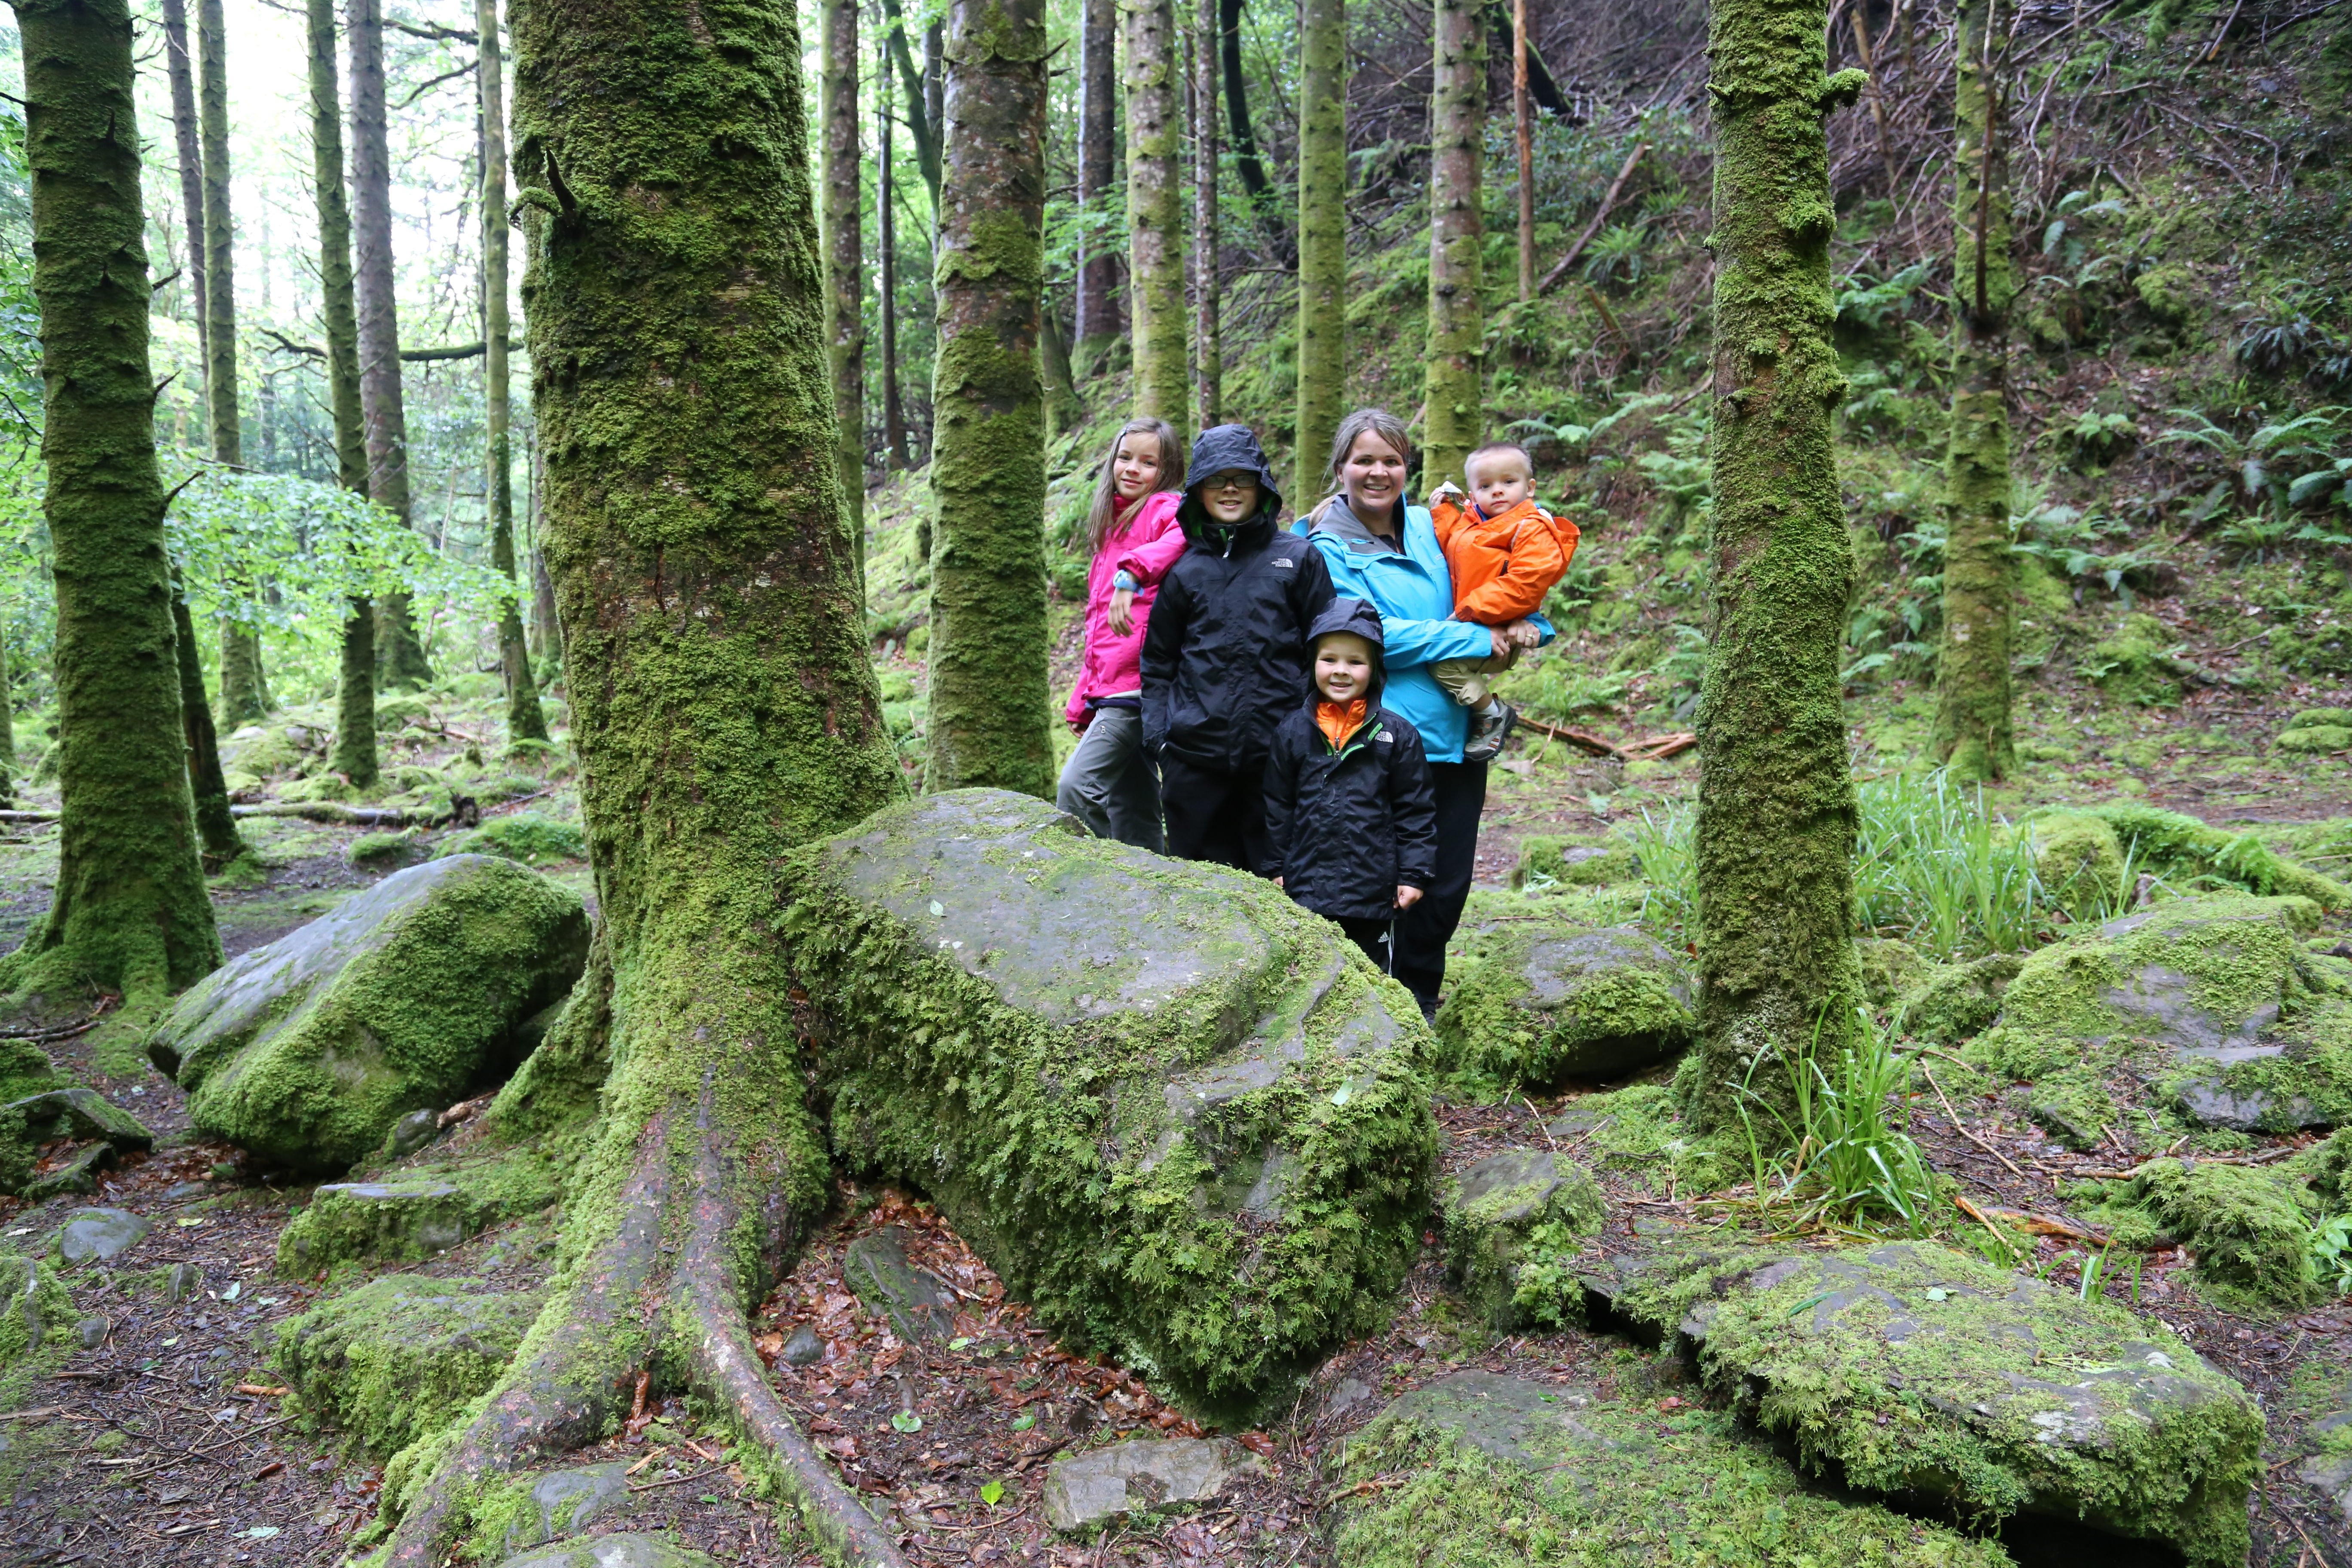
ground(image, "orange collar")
xmin=1315 ymin=698 xmax=1369 ymax=751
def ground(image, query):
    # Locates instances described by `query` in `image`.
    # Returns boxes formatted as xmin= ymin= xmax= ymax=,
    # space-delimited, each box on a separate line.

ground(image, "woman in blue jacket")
xmin=1296 ymin=407 xmax=1547 ymax=1019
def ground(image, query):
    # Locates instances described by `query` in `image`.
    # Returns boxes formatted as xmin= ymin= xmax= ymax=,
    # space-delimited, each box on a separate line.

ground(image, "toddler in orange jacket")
xmin=1426 ymin=441 xmax=1580 ymax=760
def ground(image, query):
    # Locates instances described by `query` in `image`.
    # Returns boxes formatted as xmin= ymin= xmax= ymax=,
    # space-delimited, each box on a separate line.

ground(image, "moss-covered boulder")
xmin=0 ymin=1087 xmax=152 ymax=1198
xmin=2280 ymin=724 xmax=2352 ymax=755
xmin=0 ymin=1256 xmax=75 ymax=1362
xmin=496 ymin=1537 xmax=716 ymax=1568
xmin=1434 ymin=921 xmax=1694 ymax=1091
xmin=2027 ymin=811 xmax=2126 ymax=904
xmin=1893 ymin=952 xmax=2023 ymax=1045
xmin=273 ymin=1274 xmax=542 ymax=1458
xmin=1441 ymin=1148 xmax=1602 ymax=1330
xmin=149 ymin=855 xmax=591 ymax=1172
xmin=1590 ymin=1238 xmax=2262 ymax=1566
xmin=1966 ymin=894 xmax=2352 ymax=1140
xmin=434 ymin=813 xmax=587 ymax=866
xmin=276 ymin=1145 xmax=567 ymax=1276
xmin=1509 ymin=835 xmax=1637 ymax=891
xmin=2073 ymin=1157 xmax=2316 ymax=1308
xmin=1328 ymin=1371 xmax=2011 ymax=1568
xmin=782 ymin=789 xmax=1434 ymax=1423
xmin=2082 ymin=613 xmax=2193 ymax=705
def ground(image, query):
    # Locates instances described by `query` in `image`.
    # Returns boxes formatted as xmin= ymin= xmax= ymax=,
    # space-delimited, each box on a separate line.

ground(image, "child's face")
xmin=1341 ymin=432 xmax=1408 ymax=515
xmin=1467 ymin=450 xmax=1534 ymax=514
xmin=1111 ymin=435 xmax=1163 ymax=501
xmin=1198 ymin=469 xmax=1262 ymax=525
xmin=1314 ymin=633 xmax=1374 ymax=703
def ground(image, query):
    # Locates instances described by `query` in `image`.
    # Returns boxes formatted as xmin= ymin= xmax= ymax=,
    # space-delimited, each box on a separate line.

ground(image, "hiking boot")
xmin=1461 ymin=698 xmax=1516 ymax=763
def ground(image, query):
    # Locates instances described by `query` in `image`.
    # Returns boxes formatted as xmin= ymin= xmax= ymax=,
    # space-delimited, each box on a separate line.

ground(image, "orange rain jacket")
xmin=1428 ymin=494 xmax=1581 ymax=626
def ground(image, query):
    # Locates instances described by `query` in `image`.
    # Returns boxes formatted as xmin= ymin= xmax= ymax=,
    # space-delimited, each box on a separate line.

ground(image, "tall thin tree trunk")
xmin=481 ymin=0 xmax=548 ymax=745
xmin=350 ymin=0 xmax=432 ymax=691
xmin=880 ymin=0 xmax=942 ymax=214
xmin=1124 ymin=0 xmax=1186 ymax=439
xmin=308 ymin=0 xmax=377 ymax=789
xmin=161 ymin=0 xmax=206 ymax=366
xmin=199 ymin=0 xmax=267 ymax=728
xmin=172 ymin=570 xmax=247 ymax=866
xmin=1932 ymin=0 xmax=2015 ymax=781
xmin=1192 ymin=0 xmax=1220 ymax=431
xmin=1849 ymin=0 xmax=1902 ymax=198
xmin=3 ymin=0 xmax=222 ymax=1003
xmin=926 ymin=0 xmax=1052 ymax=796
xmin=378 ymin=0 xmax=901 ymax=1551
xmin=1423 ymin=0 xmax=1485 ymax=493
xmin=821 ymin=0 xmax=866 ymax=580
xmin=879 ymin=70 xmax=912 ymax=471
xmin=1218 ymin=0 xmax=1273 ymax=213
xmin=1295 ymin=0 xmax=1345 ymax=492
xmin=1041 ymin=289 xmax=1083 ymax=436
xmin=1075 ymin=0 xmax=1120 ymax=369
xmin=1513 ymin=0 xmax=1533 ymax=304
xmin=1690 ymin=0 xmax=1867 ymax=1137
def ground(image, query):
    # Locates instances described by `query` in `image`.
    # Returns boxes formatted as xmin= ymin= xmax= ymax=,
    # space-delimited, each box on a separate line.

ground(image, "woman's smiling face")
xmin=1341 ymin=432 xmax=1407 ymax=518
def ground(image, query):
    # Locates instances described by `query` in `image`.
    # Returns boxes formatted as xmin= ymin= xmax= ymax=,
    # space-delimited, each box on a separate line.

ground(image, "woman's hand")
xmin=1489 ymin=626 xmax=1514 ymax=659
xmin=1395 ymin=885 xmax=1423 ymax=910
xmin=1107 ymin=586 xmax=1137 ymax=637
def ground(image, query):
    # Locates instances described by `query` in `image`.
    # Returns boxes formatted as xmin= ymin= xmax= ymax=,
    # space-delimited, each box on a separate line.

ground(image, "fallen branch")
xmin=1518 ymin=717 xmax=1619 ymax=756
xmin=0 ymin=809 xmax=56 ymax=824
xmin=229 ymin=802 xmax=415 ymax=827
xmin=1920 ymin=1066 xmax=2027 ymax=1179
xmin=1516 ymin=719 xmax=1697 ymax=763
xmin=1537 ymin=142 xmax=1648 ymax=296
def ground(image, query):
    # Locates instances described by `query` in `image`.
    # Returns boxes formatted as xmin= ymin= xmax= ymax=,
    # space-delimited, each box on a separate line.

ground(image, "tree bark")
xmin=1074 ymin=0 xmax=1120 ymax=368
xmin=306 ymin=0 xmax=378 ymax=789
xmin=172 ymin=571 xmax=248 ymax=866
xmin=1218 ymin=0 xmax=1273 ymax=211
xmin=821 ymin=0 xmax=866 ymax=578
xmin=880 ymin=0 xmax=940 ymax=214
xmin=161 ymin=0 xmax=205 ymax=364
xmin=1513 ymin=0 xmax=1532 ymax=304
xmin=1192 ymin=0 xmax=1220 ymax=432
xmin=1690 ymin=0 xmax=1866 ymax=1136
xmin=381 ymin=0 xmax=902 ymax=1554
xmin=1423 ymin=0 xmax=1484 ymax=493
xmin=1931 ymin=0 xmax=2015 ymax=782
xmin=1124 ymin=0 xmax=1186 ymax=439
xmin=2 ymin=0 xmax=222 ymax=1005
xmin=879 ymin=72 xmax=912 ymax=471
xmin=924 ymin=0 xmax=1052 ymax=797
xmin=1295 ymin=0 xmax=1344 ymax=492
xmin=481 ymin=0 xmax=549 ymax=746
xmin=350 ymin=0 xmax=432 ymax=691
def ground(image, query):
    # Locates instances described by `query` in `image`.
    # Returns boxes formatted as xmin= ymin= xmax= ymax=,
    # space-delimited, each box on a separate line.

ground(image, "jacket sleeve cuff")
xmin=1112 ymin=570 xmax=1139 ymax=591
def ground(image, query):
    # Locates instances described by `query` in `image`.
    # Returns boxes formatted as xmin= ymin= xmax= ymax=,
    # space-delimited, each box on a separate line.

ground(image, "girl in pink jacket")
xmin=1057 ymin=417 xmax=1188 ymax=850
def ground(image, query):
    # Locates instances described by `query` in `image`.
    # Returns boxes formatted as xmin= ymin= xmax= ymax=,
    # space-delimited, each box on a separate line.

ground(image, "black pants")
xmin=1391 ymin=760 xmax=1486 ymax=1018
xmin=1159 ymin=753 xmax=1273 ymax=874
xmin=1333 ymin=916 xmax=1396 ymax=974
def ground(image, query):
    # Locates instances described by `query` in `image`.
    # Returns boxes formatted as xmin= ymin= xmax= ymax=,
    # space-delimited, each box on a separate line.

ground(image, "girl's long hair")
xmin=1311 ymin=407 xmax=1415 ymax=527
xmin=1084 ymin=418 xmax=1185 ymax=556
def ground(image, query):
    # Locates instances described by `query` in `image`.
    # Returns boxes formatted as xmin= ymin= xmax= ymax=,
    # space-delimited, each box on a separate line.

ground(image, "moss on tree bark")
xmin=1294 ymin=0 xmax=1345 ymax=491
xmin=1688 ymin=0 xmax=1868 ymax=1136
xmin=922 ymin=0 xmax=1053 ymax=798
xmin=1123 ymin=0 xmax=1187 ymax=439
xmin=2 ymin=0 xmax=221 ymax=1006
xmin=821 ymin=0 xmax=867 ymax=586
xmin=1422 ymin=0 xmax=1484 ymax=493
xmin=1929 ymin=0 xmax=2016 ymax=782
xmin=172 ymin=572 xmax=248 ymax=868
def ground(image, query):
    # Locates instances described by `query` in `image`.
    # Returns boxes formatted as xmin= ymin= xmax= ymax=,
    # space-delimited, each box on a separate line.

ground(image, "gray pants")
xmin=1056 ymin=705 xmax=1164 ymax=852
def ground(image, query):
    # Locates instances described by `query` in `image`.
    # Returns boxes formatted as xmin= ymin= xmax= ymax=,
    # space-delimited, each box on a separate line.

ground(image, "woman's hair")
xmin=1084 ymin=418 xmax=1185 ymax=556
xmin=1310 ymin=407 xmax=1416 ymax=526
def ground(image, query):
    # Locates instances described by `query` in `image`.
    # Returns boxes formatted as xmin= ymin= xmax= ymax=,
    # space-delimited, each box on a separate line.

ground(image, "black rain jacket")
xmin=1140 ymin=425 xmax=1334 ymax=775
xmin=1263 ymin=598 xmax=1439 ymax=920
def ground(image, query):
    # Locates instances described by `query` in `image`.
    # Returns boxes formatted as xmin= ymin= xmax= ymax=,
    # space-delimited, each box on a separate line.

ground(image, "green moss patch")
xmin=276 ymin=1139 xmax=567 ymax=1276
xmin=1435 ymin=919 xmax=1695 ymax=1093
xmin=272 ymin=1274 xmax=542 ymax=1458
xmin=433 ymin=813 xmax=586 ymax=866
xmin=1440 ymin=1148 xmax=1603 ymax=1331
xmin=2074 ymin=1157 xmax=2317 ymax=1308
xmin=784 ymin=789 xmax=1436 ymax=1424
xmin=1510 ymin=836 xmax=1639 ymax=891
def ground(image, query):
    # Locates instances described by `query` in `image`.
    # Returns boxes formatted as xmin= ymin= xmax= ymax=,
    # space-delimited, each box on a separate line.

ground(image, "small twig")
xmin=1537 ymin=142 xmax=1648 ymax=295
xmin=629 ymin=1464 xmax=724 ymax=1494
xmin=1524 ymin=1096 xmax=1558 ymax=1152
xmin=1921 ymin=1066 xmax=2026 ymax=1179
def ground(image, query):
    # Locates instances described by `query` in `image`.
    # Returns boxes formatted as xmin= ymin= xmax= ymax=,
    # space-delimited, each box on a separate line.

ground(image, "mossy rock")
xmin=435 ymin=814 xmax=587 ymax=867
xmin=2084 ymin=1157 xmax=2316 ymax=1308
xmin=2025 ymin=811 xmax=2125 ymax=904
xmin=496 ymin=1536 xmax=717 ymax=1568
xmin=1510 ymin=836 xmax=1637 ymax=891
xmin=272 ymin=1274 xmax=542 ymax=1458
xmin=150 ymin=855 xmax=591 ymax=1173
xmin=220 ymin=723 xmax=323 ymax=778
xmin=1852 ymin=936 xmax=1921 ymax=1011
xmin=1434 ymin=921 xmax=1694 ymax=1092
xmin=2080 ymin=613 xmax=2193 ymax=705
xmin=2067 ymin=802 xmax=2349 ymax=908
xmin=2281 ymin=725 xmax=2352 ymax=755
xmin=0 ymin=1256 xmax=74 ymax=1363
xmin=1893 ymin=952 xmax=2023 ymax=1045
xmin=0 ymin=1087 xmax=153 ymax=1199
xmin=2135 ymin=262 xmax=2198 ymax=322
xmin=375 ymin=694 xmax=434 ymax=733
xmin=277 ymin=1143 xmax=567 ymax=1274
xmin=1439 ymin=1147 xmax=1602 ymax=1330
xmin=2291 ymin=708 xmax=2352 ymax=731
xmin=784 ymin=789 xmax=1434 ymax=1424
xmin=1328 ymin=1370 xmax=2011 ymax=1568
xmin=1590 ymin=1238 xmax=2262 ymax=1567
xmin=348 ymin=830 xmax=422 ymax=867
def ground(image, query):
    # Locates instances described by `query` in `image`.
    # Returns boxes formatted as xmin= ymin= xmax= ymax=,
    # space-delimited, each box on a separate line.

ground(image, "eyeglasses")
xmin=1203 ymin=472 xmax=1255 ymax=493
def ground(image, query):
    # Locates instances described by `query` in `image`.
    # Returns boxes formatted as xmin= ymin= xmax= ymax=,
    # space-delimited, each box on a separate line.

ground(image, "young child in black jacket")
xmin=1264 ymin=599 xmax=1438 ymax=973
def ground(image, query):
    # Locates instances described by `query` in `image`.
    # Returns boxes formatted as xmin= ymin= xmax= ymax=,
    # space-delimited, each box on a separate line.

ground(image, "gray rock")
xmin=843 ymin=1226 xmax=959 ymax=1341
xmin=779 ymin=1323 xmax=824 ymax=1367
xmin=148 ymin=854 xmax=590 ymax=1172
xmin=2300 ymin=1452 xmax=2352 ymax=1529
xmin=1042 ymin=1436 xmax=1253 ymax=1531
xmin=73 ymin=1316 xmax=106 ymax=1350
xmin=277 ymin=1179 xmax=473 ymax=1274
xmin=506 ymin=1463 xmax=634 ymax=1549
xmin=1434 ymin=921 xmax=1695 ymax=1089
xmin=21 ymin=1143 xmax=113 ymax=1202
xmin=385 ymin=1108 xmax=443 ymax=1160
xmin=165 ymin=1262 xmax=204 ymax=1302
xmin=3 ymin=1087 xmax=153 ymax=1152
xmin=54 ymin=1208 xmax=150 ymax=1266
xmin=272 ymin=1275 xmax=542 ymax=1458
xmin=162 ymin=1182 xmax=209 ymax=1201
xmin=497 ymin=1536 xmax=717 ymax=1568
xmin=1441 ymin=1148 xmax=1602 ymax=1329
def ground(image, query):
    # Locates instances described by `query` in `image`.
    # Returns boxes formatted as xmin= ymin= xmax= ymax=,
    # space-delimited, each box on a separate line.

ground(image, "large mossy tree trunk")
xmin=198 ymin=0 xmax=268 ymax=726
xmin=1929 ymin=0 xmax=2015 ymax=782
xmin=350 ymin=0 xmax=432 ymax=692
xmin=379 ymin=0 xmax=905 ymax=1559
xmin=1688 ymin=0 xmax=1868 ymax=1137
xmin=1295 ymin=0 xmax=1344 ymax=493
xmin=478 ymin=0 xmax=549 ymax=747
xmin=1123 ymin=0 xmax=1186 ymax=440
xmin=308 ymin=0 xmax=378 ymax=789
xmin=820 ymin=0 xmax=867 ymax=579
xmin=1074 ymin=0 xmax=1119 ymax=370
xmin=1192 ymin=0 xmax=1220 ymax=432
xmin=922 ymin=0 xmax=1052 ymax=799
xmin=1422 ymin=0 xmax=1484 ymax=493
xmin=2 ymin=0 xmax=222 ymax=1006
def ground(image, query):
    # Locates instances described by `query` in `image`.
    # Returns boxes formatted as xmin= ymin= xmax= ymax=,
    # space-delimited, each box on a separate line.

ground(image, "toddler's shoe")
xmin=1462 ymin=698 xmax=1516 ymax=763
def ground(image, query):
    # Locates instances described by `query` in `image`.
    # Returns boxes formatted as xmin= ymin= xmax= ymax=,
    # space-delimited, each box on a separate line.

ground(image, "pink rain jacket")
xmin=1065 ymin=489 xmax=1186 ymax=723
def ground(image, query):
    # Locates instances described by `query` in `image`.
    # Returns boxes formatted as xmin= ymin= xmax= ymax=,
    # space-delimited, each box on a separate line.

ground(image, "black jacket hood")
xmin=1176 ymin=424 xmax=1286 ymax=546
xmin=1307 ymin=597 xmax=1386 ymax=712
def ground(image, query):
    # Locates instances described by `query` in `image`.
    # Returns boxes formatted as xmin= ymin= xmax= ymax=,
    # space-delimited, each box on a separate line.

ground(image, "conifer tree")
xmin=925 ymin=0 xmax=1053 ymax=796
xmin=879 ymin=71 xmax=913 ymax=469
xmin=161 ymin=0 xmax=206 ymax=369
xmin=198 ymin=0 xmax=268 ymax=723
xmin=1689 ymin=0 xmax=1869 ymax=1136
xmin=1075 ymin=0 xmax=1120 ymax=369
xmin=1931 ymin=0 xmax=2017 ymax=781
xmin=820 ymin=0 xmax=866 ymax=576
xmin=1 ymin=0 xmax=220 ymax=1005
xmin=1193 ymin=0 xmax=1220 ymax=430
xmin=1124 ymin=0 xmax=1186 ymax=438
xmin=1423 ymin=0 xmax=1485 ymax=492
xmin=1295 ymin=0 xmax=1345 ymax=490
